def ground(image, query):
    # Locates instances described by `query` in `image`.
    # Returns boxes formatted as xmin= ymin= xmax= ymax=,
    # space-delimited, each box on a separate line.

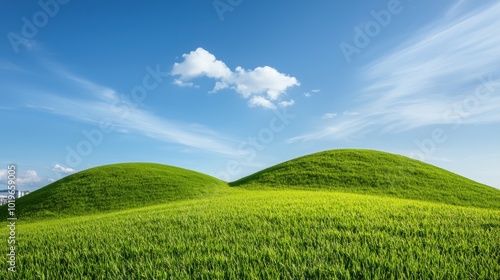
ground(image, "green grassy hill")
xmin=7 ymin=163 xmax=228 ymax=220
xmin=231 ymin=149 xmax=500 ymax=209
xmin=6 ymin=149 xmax=500 ymax=222
xmin=1 ymin=149 xmax=500 ymax=279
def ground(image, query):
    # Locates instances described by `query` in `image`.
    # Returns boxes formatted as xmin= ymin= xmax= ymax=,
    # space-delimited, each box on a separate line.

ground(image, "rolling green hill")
xmin=231 ymin=149 xmax=500 ymax=209
xmin=1 ymin=149 xmax=499 ymax=279
xmin=9 ymin=163 xmax=228 ymax=219
xmin=7 ymin=149 xmax=500 ymax=222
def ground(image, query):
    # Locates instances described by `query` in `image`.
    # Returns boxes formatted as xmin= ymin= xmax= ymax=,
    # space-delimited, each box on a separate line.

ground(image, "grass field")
xmin=1 ymin=149 xmax=499 ymax=279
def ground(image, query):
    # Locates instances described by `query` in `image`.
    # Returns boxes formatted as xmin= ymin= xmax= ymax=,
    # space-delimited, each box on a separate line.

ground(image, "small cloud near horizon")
xmin=52 ymin=164 xmax=76 ymax=175
xmin=0 ymin=169 xmax=41 ymax=187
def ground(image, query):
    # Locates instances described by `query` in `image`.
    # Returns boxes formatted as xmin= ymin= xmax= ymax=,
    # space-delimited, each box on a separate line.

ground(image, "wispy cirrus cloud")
xmin=289 ymin=1 xmax=500 ymax=143
xmin=43 ymin=95 xmax=240 ymax=157
xmin=171 ymin=48 xmax=300 ymax=109
xmin=322 ymin=113 xmax=337 ymax=119
xmin=26 ymin=63 xmax=241 ymax=157
xmin=0 ymin=61 xmax=23 ymax=71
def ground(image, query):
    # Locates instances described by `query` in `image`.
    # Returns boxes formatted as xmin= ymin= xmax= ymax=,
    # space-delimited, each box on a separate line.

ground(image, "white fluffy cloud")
xmin=17 ymin=170 xmax=41 ymax=185
xmin=279 ymin=99 xmax=295 ymax=108
xmin=172 ymin=48 xmax=300 ymax=109
xmin=18 ymin=170 xmax=41 ymax=185
xmin=52 ymin=164 xmax=76 ymax=174
xmin=230 ymin=66 xmax=299 ymax=100
xmin=248 ymin=96 xmax=276 ymax=109
xmin=171 ymin=48 xmax=232 ymax=80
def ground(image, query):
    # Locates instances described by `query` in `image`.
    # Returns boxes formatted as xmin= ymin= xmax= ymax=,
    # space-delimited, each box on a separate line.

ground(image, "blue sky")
xmin=1 ymin=0 xmax=500 ymax=191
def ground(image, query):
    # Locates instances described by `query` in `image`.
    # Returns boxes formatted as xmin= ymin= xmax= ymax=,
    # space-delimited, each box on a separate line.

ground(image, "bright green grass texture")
xmin=232 ymin=149 xmax=500 ymax=209
xmin=2 ymin=149 xmax=500 ymax=279
xmin=1 ymin=190 xmax=498 ymax=279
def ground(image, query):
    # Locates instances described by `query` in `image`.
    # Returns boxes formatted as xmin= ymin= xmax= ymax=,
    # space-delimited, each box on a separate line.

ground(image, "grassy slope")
xmin=6 ymin=149 xmax=500 ymax=221
xmin=231 ymin=149 xmax=500 ymax=209
xmin=1 ymin=190 xmax=499 ymax=279
xmin=1 ymin=150 xmax=500 ymax=278
xmin=4 ymin=163 xmax=228 ymax=220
